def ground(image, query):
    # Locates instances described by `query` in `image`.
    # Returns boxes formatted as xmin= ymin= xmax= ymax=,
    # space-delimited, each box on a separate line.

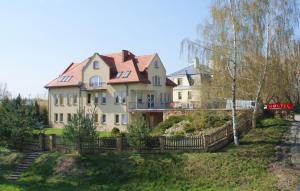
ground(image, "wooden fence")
xmin=23 ymin=111 xmax=252 ymax=153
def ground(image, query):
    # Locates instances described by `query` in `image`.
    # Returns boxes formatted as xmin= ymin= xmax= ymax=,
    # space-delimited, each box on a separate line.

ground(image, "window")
xmin=121 ymin=92 xmax=126 ymax=104
xmin=154 ymin=61 xmax=159 ymax=68
xmin=89 ymin=76 xmax=102 ymax=87
xmin=123 ymin=71 xmax=131 ymax=78
xmin=67 ymin=113 xmax=72 ymax=122
xmin=59 ymin=76 xmax=72 ymax=82
xmin=59 ymin=95 xmax=64 ymax=105
xmin=60 ymin=113 xmax=63 ymax=123
xmin=67 ymin=94 xmax=72 ymax=105
xmin=87 ymin=94 xmax=91 ymax=104
xmin=94 ymin=113 xmax=98 ymax=123
xmin=177 ymin=78 xmax=183 ymax=86
xmin=101 ymin=92 xmax=106 ymax=104
xmin=115 ymin=114 xmax=119 ymax=124
xmin=93 ymin=61 xmax=100 ymax=69
xmin=164 ymin=93 xmax=167 ymax=103
xmin=152 ymin=75 xmax=161 ymax=86
xmin=73 ymin=94 xmax=78 ymax=105
xmin=160 ymin=93 xmax=163 ymax=103
xmin=94 ymin=94 xmax=99 ymax=104
xmin=54 ymin=95 xmax=59 ymax=105
xmin=137 ymin=93 xmax=143 ymax=104
xmin=116 ymin=72 xmax=123 ymax=78
xmin=178 ymin=92 xmax=182 ymax=100
xmin=54 ymin=113 xmax=58 ymax=122
xmin=114 ymin=92 xmax=121 ymax=104
xmin=188 ymin=91 xmax=192 ymax=99
xmin=121 ymin=114 xmax=127 ymax=125
xmin=102 ymin=114 xmax=106 ymax=124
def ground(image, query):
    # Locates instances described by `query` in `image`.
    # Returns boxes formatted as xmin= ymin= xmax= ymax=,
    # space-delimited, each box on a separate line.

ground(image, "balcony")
xmin=83 ymin=82 xmax=107 ymax=90
xmin=128 ymin=101 xmax=173 ymax=112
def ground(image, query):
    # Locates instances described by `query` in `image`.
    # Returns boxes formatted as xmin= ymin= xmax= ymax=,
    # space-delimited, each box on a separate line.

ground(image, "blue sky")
xmin=0 ymin=0 xmax=211 ymax=97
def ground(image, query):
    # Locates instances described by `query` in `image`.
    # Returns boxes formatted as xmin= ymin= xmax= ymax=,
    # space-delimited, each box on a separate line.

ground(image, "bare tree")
xmin=0 ymin=83 xmax=11 ymax=100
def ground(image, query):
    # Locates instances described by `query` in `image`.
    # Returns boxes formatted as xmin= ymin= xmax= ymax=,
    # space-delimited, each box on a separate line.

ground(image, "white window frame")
xmin=59 ymin=113 xmax=63 ymax=123
xmin=121 ymin=114 xmax=127 ymax=125
xmin=102 ymin=114 xmax=106 ymax=124
xmin=93 ymin=61 xmax=100 ymax=69
xmin=101 ymin=92 xmax=106 ymax=104
xmin=115 ymin=114 xmax=119 ymax=124
xmin=54 ymin=113 xmax=58 ymax=122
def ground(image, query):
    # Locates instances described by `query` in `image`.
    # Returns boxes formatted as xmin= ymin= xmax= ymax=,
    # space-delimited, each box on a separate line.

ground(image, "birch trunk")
xmin=230 ymin=0 xmax=239 ymax=145
xmin=252 ymin=14 xmax=270 ymax=129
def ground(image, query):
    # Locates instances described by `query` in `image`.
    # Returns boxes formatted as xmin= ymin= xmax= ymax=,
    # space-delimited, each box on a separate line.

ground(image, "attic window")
xmin=116 ymin=72 xmax=123 ymax=79
xmin=93 ymin=61 xmax=100 ymax=69
xmin=59 ymin=76 xmax=72 ymax=82
xmin=123 ymin=71 xmax=131 ymax=78
xmin=154 ymin=61 xmax=159 ymax=68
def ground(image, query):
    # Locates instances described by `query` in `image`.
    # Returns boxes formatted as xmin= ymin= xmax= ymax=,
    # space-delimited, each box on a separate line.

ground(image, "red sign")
xmin=266 ymin=103 xmax=294 ymax=110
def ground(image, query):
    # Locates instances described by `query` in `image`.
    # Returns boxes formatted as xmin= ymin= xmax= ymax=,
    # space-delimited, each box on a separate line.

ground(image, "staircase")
xmin=7 ymin=151 xmax=42 ymax=181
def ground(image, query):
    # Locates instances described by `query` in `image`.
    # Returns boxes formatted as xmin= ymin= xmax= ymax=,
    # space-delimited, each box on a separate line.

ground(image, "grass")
xmin=33 ymin=128 xmax=111 ymax=138
xmin=0 ymin=117 xmax=290 ymax=191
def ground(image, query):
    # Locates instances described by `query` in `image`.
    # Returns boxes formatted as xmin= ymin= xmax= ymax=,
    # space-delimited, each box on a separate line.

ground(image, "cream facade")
xmin=168 ymin=59 xmax=210 ymax=109
xmin=46 ymin=51 xmax=175 ymax=131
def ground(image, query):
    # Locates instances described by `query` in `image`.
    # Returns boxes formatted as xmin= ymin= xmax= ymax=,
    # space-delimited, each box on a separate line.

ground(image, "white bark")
xmin=230 ymin=0 xmax=239 ymax=145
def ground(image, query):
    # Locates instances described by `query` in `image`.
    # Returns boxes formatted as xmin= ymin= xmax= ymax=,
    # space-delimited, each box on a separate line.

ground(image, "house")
xmin=45 ymin=50 xmax=176 ymax=131
xmin=168 ymin=58 xmax=211 ymax=109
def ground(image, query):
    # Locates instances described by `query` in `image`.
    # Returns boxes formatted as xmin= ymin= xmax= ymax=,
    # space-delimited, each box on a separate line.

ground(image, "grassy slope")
xmin=0 ymin=118 xmax=289 ymax=191
xmin=33 ymin=128 xmax=111 ymax=137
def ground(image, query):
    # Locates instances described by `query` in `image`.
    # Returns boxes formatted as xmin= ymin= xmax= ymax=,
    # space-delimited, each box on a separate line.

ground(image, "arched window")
xmin=89 ymin=76 xmax=102 ymax=87
xmin=93 ymin=61 xmax=100 ymax=69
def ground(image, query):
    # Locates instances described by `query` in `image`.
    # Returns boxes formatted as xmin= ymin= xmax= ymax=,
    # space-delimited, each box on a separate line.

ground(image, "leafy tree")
xmin=0 ymin=95 xmax=42 ymax=149
xmin=63 ymin=109 xmax=97 ymax=154
xmin=126 ymin=113 xmax=150 ymax=150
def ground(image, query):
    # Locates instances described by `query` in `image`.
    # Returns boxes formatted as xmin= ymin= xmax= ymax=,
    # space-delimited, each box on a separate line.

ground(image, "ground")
xmin=0 ymin=117 xmax=298 ymax=191
xmin=33 ymin=128 xmax=111 ymax=137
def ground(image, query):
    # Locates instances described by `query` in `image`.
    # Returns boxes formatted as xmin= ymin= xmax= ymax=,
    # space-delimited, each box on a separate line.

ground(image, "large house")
xmin=168 ymin=58 xmax=211 ymax=109
xmin=45 ymin=50 xmax=176 ymax=131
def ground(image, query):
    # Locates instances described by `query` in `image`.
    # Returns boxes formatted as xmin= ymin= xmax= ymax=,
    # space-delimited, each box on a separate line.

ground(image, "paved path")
xmin=290 ymin=115 xmax=300 ymax=168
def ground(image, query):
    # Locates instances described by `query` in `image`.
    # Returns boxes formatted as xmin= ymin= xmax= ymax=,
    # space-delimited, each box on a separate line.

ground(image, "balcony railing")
xmin=83 ymin=82 xmax=107 ymax=90
xmin=128 ymin=102 xmax=173 ymax=110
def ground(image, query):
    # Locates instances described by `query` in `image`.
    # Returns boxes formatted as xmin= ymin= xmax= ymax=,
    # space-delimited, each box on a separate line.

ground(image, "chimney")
xmin=122 ymin=50 xmax=131 ymax=62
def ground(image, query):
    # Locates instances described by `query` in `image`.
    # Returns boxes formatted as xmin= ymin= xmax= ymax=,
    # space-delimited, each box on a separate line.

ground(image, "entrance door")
xmin=147 ymin=94 xmax=154 ymax=108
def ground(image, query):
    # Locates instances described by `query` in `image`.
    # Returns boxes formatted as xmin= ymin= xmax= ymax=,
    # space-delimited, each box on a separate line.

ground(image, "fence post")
xmin=203 ymin=135 xmax=210 ymax=152
xmin=49 ymin=134 xmax=56 ymax=151
xmin=39 ymin=133 xmax=45 ymax=151
xmin=116 ymin=136 xmax=123 ymax=153
xmin=159 ymin=136 xmax=166 ymax=153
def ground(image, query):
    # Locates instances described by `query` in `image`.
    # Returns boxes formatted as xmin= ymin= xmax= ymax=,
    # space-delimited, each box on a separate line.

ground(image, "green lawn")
xmin=33 ymin=128 xmax=111 ymax=138
xmin=0 ymin=118 xmax=292 ymax=191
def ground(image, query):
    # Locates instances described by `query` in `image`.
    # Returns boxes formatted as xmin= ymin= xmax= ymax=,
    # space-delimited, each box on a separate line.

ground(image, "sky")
xmin=0 ymin=0 xmax=211 ymax=98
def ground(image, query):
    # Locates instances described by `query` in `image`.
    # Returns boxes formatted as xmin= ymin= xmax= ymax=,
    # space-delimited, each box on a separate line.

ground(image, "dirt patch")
xmin=54 ymin=155 xmax=79 ymax=177
xmin=269 ymin=162 xmax=300 ymax=191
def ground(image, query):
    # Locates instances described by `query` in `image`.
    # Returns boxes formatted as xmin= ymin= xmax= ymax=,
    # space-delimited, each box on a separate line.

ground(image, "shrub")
xmin=63 ymin=109 xmax=97 ymax=154
xmin=151 ymin=115 xmax=186 ymax=135
xmin=126 ymin=113 xmax=150 ymax=150
xmin=111 ymin=127 xmax=120 ymax=136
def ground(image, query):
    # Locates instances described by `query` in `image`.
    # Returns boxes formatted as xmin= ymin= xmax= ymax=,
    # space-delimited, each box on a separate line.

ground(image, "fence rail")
xmin=22 ymin=111 xmax=252 ymax=153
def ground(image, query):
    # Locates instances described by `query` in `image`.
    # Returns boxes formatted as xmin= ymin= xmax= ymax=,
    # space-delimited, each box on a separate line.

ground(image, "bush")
xmin=63 ymin=109 xmax=97 ymax=154
xmin=151 ymin=115 xmax=186 ymax=135
xmin=111 ymin=128 xmax=120 ymax=136
xmin=126 ymin=113 xmax=150 ymax=150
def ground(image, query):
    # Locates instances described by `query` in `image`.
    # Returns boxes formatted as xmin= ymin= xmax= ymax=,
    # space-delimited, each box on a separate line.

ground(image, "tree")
xmin=63 ymin=108 xmax=97 ymax=154
xmin=126 ymin=113 xmax=150 ymax=150
xmin=0 ymin=83 xmax=11 ymax=100
xmin=0 ymin=95 xmax=42 ymax=149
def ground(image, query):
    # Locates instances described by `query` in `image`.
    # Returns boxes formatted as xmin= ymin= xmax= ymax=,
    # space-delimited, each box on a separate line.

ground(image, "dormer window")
xmin=93 ymin=61 xmax=100 ymax=69
xmin=116 ymin=72 xmax=123 ymax=78
xmin=59 ymin=76 xmax=72 ymax=82
xmin=123 ymin=71 xmax=131 ymax=78
xmin=89 ymin=76 xmax=102 ymax=87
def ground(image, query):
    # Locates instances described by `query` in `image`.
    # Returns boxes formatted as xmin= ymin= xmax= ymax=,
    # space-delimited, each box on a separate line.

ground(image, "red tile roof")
xmin=45 ymin=50 xmax=174 ymax=88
